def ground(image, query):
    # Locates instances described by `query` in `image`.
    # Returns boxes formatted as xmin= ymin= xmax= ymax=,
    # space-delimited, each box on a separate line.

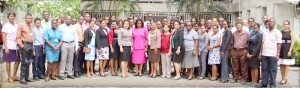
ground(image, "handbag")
xmin=83 ymin=47 xmax=91 ymax=53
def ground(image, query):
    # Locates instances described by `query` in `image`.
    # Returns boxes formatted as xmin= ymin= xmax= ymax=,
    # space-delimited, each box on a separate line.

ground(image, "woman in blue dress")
xmin=84 ymin=21 xmax=96 ymax=77
xmin=43 ymin=20 xmax=62 ymax=81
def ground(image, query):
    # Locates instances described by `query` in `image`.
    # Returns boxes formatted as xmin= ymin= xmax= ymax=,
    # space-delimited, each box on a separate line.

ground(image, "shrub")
xmin=294 ymin=41 xmax=300 ymax=66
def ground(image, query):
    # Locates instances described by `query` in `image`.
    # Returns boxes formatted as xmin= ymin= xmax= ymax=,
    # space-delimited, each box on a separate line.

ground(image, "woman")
xmin=148 ymin=22 xmax=161 ymax=78
xmin=118 ymin=20 xmax=133 ymax=78
xmin=161 ymin=25 xmax=172 ymax=79
xmin=197 ymin=25 xmax=209 ymax=80
xmin=246 ymin=23 xmax=263 ymax=86
xmin=96 ymin=20 xmax=110 ymax=77
xmin=279 ymin=20 xmax=295 ymax=85
xmin=118 ymin=20 xmax=124 ymax=28
xmin=2 ymin=12 xmax=20 ymax=83
xmin=43 ymin=20 xmax=62 ymax=81
xmin=199 ymin=19 xmax=206 ymax=27
xmin=207 ymin=25 xmax=221 ymax=81
xmin=84 ymin=21 xmax=97 ymax=78
xmin=194 ymin=24 xmax=200 ymax=31
xmin=182 ymin=22 xmax=199 ymax=80
xmin=171 ymin=20 xmax=184 ymax=80
xmin=219 ymin=20 xmax=232 ymax=83
xmin=132 ymin=19 xmax=148 ymax=77
xmin=108 ymin=21 xmax=120 ymax=76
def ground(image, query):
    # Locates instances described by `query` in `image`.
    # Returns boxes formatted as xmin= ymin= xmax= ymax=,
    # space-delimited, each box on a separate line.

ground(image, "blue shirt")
xmin=59 ymin=24 xmax=79 ymax=49
xmin=33 ymin=26 xmax=45 ymax=45
xmin=43 ymin=28 xmax=62 ymax=50
xmin=259 ymin=25 xmax=267 ymax=35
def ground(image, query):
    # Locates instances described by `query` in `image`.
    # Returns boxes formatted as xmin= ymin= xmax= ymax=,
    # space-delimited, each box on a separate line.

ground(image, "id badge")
xmin=54 ymin=39 xmax=58 ymax=42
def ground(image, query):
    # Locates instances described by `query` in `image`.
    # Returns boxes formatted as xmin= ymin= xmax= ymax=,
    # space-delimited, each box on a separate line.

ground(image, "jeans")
xmin=261 ymin=56 xmax=278 ymax=87
xmin=32 ymin=46 xmax=45 ymax=78
xmin=20 ymin=42 xmax=34 ymax=80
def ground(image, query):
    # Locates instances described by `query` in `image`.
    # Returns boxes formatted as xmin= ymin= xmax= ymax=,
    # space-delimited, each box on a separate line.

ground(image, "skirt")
xmin=278 ymin=58 xmax=295 ymax=65
xmin=97 ymin=47 xmax=109 ymax=60
xmin=109 ymin=44 xmax=120 ymax=59
xmin=248 ymin=56 xmax=260 ymax=68
xmin=182 ymin=50 xmax=200 ymax=68
xmin=172 ymin=49 xmax=184 ymax=63
xmin=148 ymin=48 xmax=161 ymax=62
xmin=2 ymin=50 xmax=20 ymax=62
xmin=132 ymin=49 xmax=146 ymax=64
xmin=120 ymin=46 xmax=131 ymax=61
xmin=85 ymin=45 xmax=96 ymax=61
xmin=46 ymin=49 xmax=60 ymax=63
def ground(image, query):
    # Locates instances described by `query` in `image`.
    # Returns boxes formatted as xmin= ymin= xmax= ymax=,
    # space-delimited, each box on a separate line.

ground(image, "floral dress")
xmin=208 ymin=34 xmax=221 ymax=65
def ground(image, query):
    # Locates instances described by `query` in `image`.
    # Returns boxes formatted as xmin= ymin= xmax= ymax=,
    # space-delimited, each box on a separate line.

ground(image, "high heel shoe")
xmin=279 ymin=79 xmax=287 ymax=85
xmin=45 ymin=78 xmax=50 ymax=82
xmin=134 ymin=73 xmax=139 ymax=76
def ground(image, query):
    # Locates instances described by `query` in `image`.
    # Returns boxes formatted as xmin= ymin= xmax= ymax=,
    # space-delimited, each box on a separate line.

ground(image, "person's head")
xmin=218 ymin=18 xmax=224 ymax=26
xmin=163 ymin=18 xmax=168 ymax=25
xmin=222 ymin=20 xmax=230 ymax=29
xmin=59 ymin=14 xmax=65 ymax=23
xmin=72 ymin=18 xmax=77 ymax=25
xmin=262 ymin=15 xmax=268 ymax=24
xmin=92 ymin=17 xmax=97 ymax=22
xmin=65 ymin=16 xmax=72 ymax=25
xmin=283 ymin=20 xmax=290 ymax=30
xmin=84 ymin=13 xmax=91 ymax=22
xmin=170 ymin=20 xmax=174 ymax=28
xmin=163 ymin=25 xmax=170 ymax=33
xmin=118 ymin=20 xmax=123 ymax=28
xmin=78 ymin=16 xmax=84 ymax=24
xmin=104 ymin=16 xmax=110 ymax=24
xmin=191 ymin=18 xmax=197 ymax=25
xmin=34 ymin=18 xmax=41 ymax=28
xmin=52 ymin=19 xmax=58 ymax=29
xmin=135 ymin=19 xmax=144 ymax=28
xmin=96 ymin=19 xmax=101 ymax=26
xmin=248 ymin=18 xmax=255 ymax=27
xmin=207 ymin=19 xmax=213 ymax=29
xmin=212 ymin=18 xmax=218 ymax=25
xmin=43 ymin=11 xmax=49 ymax=20
xmin=129 ymin=19 xmax=134 ymax=27
xmin=7 ymin=12 xmax=16 ymax=22
xmin=200 ymin=25 xmax=207 ymax=33
xmin=148 ymin=13 xmax=153 ymax=21
xmin=57 ymin=19 xmax=62 ymax=25
xmin=150 ymin=22 xmax=156 ymax=30
xmin=111 ymin=21 xmax=118 ymax=29
xmin=180 ymin=20 xmax=184 ymax=25
xmin=212 ymin=25 xmax=219 ymax=34
xmin=268 ymin=18 xmax=276 ymax=29
xmin=111 ymin=16 xmax=116 ymax=21
xmin=180 ymin=22 xmax=185 ymax=29
xmin=123 ymin=20 xmax=130 ymax=29
xmin=25 ymin=13 xmax=33 ymax=24
xmin=173 ymin=20 xmax=181 ymax=30
xmin=236 ymin=22 xmax=243 ymax=31
xmin=200 ymin=19 xmax=206 ymax=26
xmin=100 ymin=20 xmax=107 ymax=29
xmin=265 ymin=20 xmax=270 ymax=29
xmin=194 ymin=23 xmax=199 ymax=31
xmin=237 ymin=17 xmax=243 ymax=24
xmin=253 ymin=23 xmax=260 ymax=33
xmin=156 ymin=21 xmax=162 ymax=29
xmin=186 ymin=22 xmax=193 ymax=30
xmin=88 ymin=20 xmax=95 ymax=29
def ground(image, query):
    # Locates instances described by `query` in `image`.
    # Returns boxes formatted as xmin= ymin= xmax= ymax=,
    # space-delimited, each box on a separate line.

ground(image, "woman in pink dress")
xmin=132 ymin=19 xmax=148 ymax=77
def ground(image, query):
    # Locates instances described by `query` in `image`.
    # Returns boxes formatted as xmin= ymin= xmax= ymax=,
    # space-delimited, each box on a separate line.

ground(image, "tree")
xmin=116 ymin=0 xmax=139 ymax=18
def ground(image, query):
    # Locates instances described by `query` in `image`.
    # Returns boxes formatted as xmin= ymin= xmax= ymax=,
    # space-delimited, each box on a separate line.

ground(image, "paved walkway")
xmin=0 ymin=63 xmax=299 ymax=87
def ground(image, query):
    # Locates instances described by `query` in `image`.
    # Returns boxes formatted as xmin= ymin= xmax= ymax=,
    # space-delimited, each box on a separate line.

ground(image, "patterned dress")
xmin=85 ymin=30 xmax=96 ymax=61
xmin=208 ymin=34 xmax=221 ymax=65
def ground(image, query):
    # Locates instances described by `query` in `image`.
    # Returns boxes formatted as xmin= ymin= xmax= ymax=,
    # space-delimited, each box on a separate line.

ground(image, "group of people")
xmin=1 ymin=11 xmax=295 ymax=87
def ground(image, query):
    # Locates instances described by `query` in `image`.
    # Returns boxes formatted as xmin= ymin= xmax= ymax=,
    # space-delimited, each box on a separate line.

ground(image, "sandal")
xmin=219 ymin=80 xmax=229 ymax=83
xmin=8 ymin=78 xmax=15 ymax=83
xmin=279 ymin=79 xmax=287 ymax=85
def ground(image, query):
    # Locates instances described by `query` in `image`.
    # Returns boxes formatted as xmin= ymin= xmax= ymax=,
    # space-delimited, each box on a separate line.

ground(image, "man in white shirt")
xmin=58 ymin=16 xmax=79 ymax=80
xmin=260 ymin=18 xmax=282 ymax=87
xmin=260 ymin=16 xmax=268 ymax=35
xmin=231 ymin=17 xmax=249 ymax=33
xmin=144 ymin=13 xmax=154 ymax=28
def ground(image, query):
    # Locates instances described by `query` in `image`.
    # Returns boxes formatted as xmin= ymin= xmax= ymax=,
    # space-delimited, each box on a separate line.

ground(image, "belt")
xmin=22 ymin=41 xmax=33 ymax=44
xmin=62 ymin=41 xmax=74 ymax=43
xmin=233 ymin=48 xmax=246 ymax=51
xmin=282 ymin=40 xmax=291 ymax=43
xmin=34 ymin=45 xmax=43 ymax=47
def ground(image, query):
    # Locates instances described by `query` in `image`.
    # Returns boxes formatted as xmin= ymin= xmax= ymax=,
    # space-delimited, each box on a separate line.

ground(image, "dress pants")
xmin=220 ymin=50 xmax=230 ymax=80
xmin=73 ymin=42 xmax=84 ymax=75
xmin=261 ymin=56 xmax=277 ymax=87
xmin=60 ymin=42 xmax=75 ymax=76
xmin=20 ymin=42 xmax=34 ymax=80
xmin=32 ymin=45 xmax=45 ymax=78
xmin=231 ymin=49 xmax=248 ymax=82
xmin=197 ymin=52 xmax=207 ymax=77
xmin=161 ymin=53 xmax=171 ymax=76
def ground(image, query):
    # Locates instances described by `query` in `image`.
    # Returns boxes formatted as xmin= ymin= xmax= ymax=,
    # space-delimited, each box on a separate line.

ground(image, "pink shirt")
xmin=132 ymin=28 xmax=148 ymax=49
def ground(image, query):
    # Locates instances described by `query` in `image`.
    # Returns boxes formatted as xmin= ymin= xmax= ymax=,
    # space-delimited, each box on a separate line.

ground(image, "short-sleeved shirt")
xmin=262 ymin=28 xmax=282 ymax=57
xmin=118 ymin=28 xmax=133 ymax=46
xmin=43 ymin=28 xmax=62 ymax=50
xmin=2 ymin=22 xmax=19 ymax=50
xmin=231 ymin=26 xmax=249 ymax=33
xmin=232 ymin=30 xmax=250 ymax=49
xmin=184 ymin=29 xmax=199 ymax=51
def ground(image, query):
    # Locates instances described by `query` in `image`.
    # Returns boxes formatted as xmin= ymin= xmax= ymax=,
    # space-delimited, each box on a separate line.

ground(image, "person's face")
xmin=194 ymin=25 xmax=199 ymax=31
xmin=84 ymin=14 xmax=91 ymax=21
xmin=174 ymin=22 xmax=180 ymax=29
xmin=265 ymin=22 xmax=270 ymax=28
xmin=253 ymin=25 xmax=259 ymax=33
xmin=89 ymin=21 xmax=95 ymax=29
xmin=124 ymin=21 xmax=130 ymax=29
xmin=43 ymin=12 xmax=49 ymax=20
xmin=118 ymin=21 xmax=123 ymax=28
xmin=104 ymin=17 xmax=109 ymax=23
xmin=137 ymin=21 xmax=143 ymax=28
xmin=8 ymin=15 xmax=15 ymax=22
xmin=248 ymin=19 xmax=254 ymax=27
xmin=187 ymin=23 xmax=192 ymax=30
xmin=72 ymin=19 xmax=77 ymax=25
xmin=283 ymin=22 xmax=289 ymax=30
xmin=111 ymin=16 xmax=116 ymax=21
xmin=66 ymin=16 xmax=72 ymax=25
xmin=148 ymin=14 xmax=153 ymax=20
xmin=164 ymin=25 xmax=170 ymax=32
xmin=52 ymin=21 xmax=58 ymax=29
xmin=129 ymin=20 xmax=134 ymax=26
xmin=263 ymin=16 xmax=268 ymax=23
xmin=57 ymin=20 xmax=62 ymax=25
xmin=150 ymin=23 xmax=156 ymax=30
xmin=96 ymin=21 xmax=101 ymax=26
xmin=191 ymin=19 xmax=196 ymax=24
xmin=78 ymin=17 xmax=84 ymax=24
xmin=60 ymin=15 xmax=65 ymax=21
xmin=212 ymin=18 xmax=218 ymax=25
xmin=35 ymin=20 xmax=41 ymax=27
xmin=222 ymin=21 xmax=228 ymax=29
xmin=213 ymin=26 xmax=219 ymax=33
xmin=157 ymin=22 xmax=162 ymax=28
xmin=201 ymin=19 xmax=206 ymax=25
xmin=101 ymin=21 xmax=107 ymax=28
xmin=112 ymin=22 xmax=117 ymax=29
xmin=218 ymin=19 xmax=224 ymax=25
xmin=269 ymin=19 xmax=276 ymax=28
xmin=180 ymin=24 xmax=185 ymax=28
xmin=237 ymin=17 xmax=243 ymax=23
xmin=25 ymin=16 xmax=32 ymax=23
xmin=200 ymin=26 xmax=206 ymax=33
xmin=236 ymin=24 xmax=243 ymax=31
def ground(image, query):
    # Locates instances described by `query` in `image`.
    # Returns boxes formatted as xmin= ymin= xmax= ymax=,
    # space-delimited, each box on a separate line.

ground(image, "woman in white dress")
xmin=208 ymin=25 xmax=222 ymax=81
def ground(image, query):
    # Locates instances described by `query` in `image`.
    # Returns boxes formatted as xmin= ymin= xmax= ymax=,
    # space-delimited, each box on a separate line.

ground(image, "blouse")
xmin=118 ymin=28 xmax=133 ymax=46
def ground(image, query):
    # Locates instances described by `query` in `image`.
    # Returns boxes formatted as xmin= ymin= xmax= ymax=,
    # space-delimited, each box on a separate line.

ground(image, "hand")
xmin=43 ymin=48 xmax=45 ymax=54
xmin=75 ymin=50 xmax=78 ymax=55
xmin=193 ymin=50 xmax=197 ymax=56
xmin=111 ymin=48 xmax=115 ymax=54
xmin=208 ymin=46 xmax=212 ymax=52
xmin=131 ymin=48 xmax=133 ymax=52
xmin=198 ymin=51 xmax=201 ymax=56
xmin=247 ymin=54 xmax=252 ymax=59
xmin=33 ymin=51 xmax=36 ymax=57
xmin=20 ymin=44 xmax=24 ymax=49
xmin=52 ymin=47 xmax=58 ymax=52
xmin=5 ymin=49 xmax=9 ymax=54
xmin=167 ymin=52 xmax=172 ymax=57
xmin=287 ymin=51 xmax=292 ymax=58
xmin=144 ymin=48 xmax=147 ymax=52
xmin=276 ymin=55 xmax=280 ymax=61
xmin=154 ymin=48 xmax=158 ymax=54
xmin=221 ymin=51 xmax=225 ymax=57
xmin=120 ymin=47 xmax=124 ymax=53
xmin=98 ymin=49 xmax=103 ymax=54
xmin=176 ymin=49 xmax=180 ymax=55
xmin=258 ymin=53 xmax=262 ymax=60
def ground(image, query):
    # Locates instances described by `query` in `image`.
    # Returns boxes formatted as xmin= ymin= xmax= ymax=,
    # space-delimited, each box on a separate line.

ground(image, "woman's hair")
xmin=7 ymin=12 xmax=16 ymax=18
xmin=223 ymin=20 xmax=231 ymax=28
xmin=134 ymin=19 xmax=144 ymax=28
xmin=254 ymin=23 xmax=260 ymax=28
xmin=283 ymin=20 xmax=290 ymax=25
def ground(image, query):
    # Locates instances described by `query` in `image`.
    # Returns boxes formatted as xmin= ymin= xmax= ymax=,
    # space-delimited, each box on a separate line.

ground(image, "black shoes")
xmin=67 ymin=75 xmax=75 ymax=79
xmin=25 ymin=78 xmax=36 ymax=82
xmin=33 ymin=77 xmax=39 ymax=81
xmin=38 ymin=75 xmax=45 ymax=79
xmin=20 ymin=80 xmax=28 ymax=85
xmin=74 ymin=74 xmax=80 ymax=78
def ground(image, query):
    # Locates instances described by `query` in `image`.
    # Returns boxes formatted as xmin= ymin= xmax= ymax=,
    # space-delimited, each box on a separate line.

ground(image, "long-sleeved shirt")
xmin=33 ymin=26 xmax=45 ymax=45
xmin=82 ymin=21 xmax=89 ymax=31
xmin=16 ymin=22 xmax=34 ymax=46
xmin=59 ymin=24 xmax=79 ymax=50
xmin=198 ymin=32 xmax=209 ymax=52
xmin=41 ymin=19 xmax=51 ymax=31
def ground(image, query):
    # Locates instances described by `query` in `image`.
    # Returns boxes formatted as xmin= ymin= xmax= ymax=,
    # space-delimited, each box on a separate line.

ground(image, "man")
xmin=41 ymin=11 xmax=51 ymax=31
xmin=144 ymin=13 xmax=154 ymax=28
xmin=17 ymin=14 xmax=36 ymax=85
xmin=32 ymin=18 xmax=45 ymax=81
xmin=248 ymin=18 xmax=255 ymax=34
xmin=72 ymin=18 xmax=77 ymax=25
xmin=260 ymin=18 xmax=282 ymax=87
xmin=219 ymin=20 xmax=232 ymax=83
xmin=73 ymin=16 xmax=85 ymax=77
xmin=231 ymin=17 xmax=249 ymax=33
xmin=162 ymin=18 xmax=168 ymax=26
xmin=129 ymin=18 xmax=135 ymax=28
xmin=260 ymin=15 xmax=268 ymax=34
xmin=156 ymin=21 xmax=163 ymax=32
xmin=59 ymin=14 xmax=65 ymax=24
xmin=83 ymin=13 xmax=91 ymax=31
xmin=58 ymin=16 xmax=79 ymax=80
xmin=230 ymin=22 xmax=250 ymax=85
xmin=111 ymin=15 xmax=116 ymax=21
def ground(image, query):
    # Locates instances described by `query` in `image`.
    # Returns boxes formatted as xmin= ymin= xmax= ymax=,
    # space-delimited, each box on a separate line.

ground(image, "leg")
xmin=161 ymin=54 xmax=167 ymax=77
xmin=32 ymin=48 xmax=39 ymax=79
xmin=139 ymin=64 xmax=143 ymax=76
xmin=240 ymin=50 xmax=248 ymax=82
xmin=150 ymin=62 xmax=154 ymax=76
xmin=59 ymin=43 xmax=68 ymax=77
xmin=252 ymin=68 xmax=258 ymax=84
xmin=66 ymin=44 xmax=75 ymax=76
xmin=6 ymin=62 xmax=14 ymax=82
xmin=103 ymin=60 xmax=108 ymax=75
xmin=114 ymin=59 xmax=118 ymax=75
xmin=221 ymin=50 xmax=230 ymax=81
xmin=165 ymin=55 xmax=171 ymax=78
xmin=12 ymin=61 xmax=20 ymax=81
xmin=174 ymin=62 xmax=181 ymax=78
xmin=231 ymin=50 xmax=239 ymax=80
xmin=134 ymin=64 xmax=139 ymax=75
xmin=121 ymin=61 xmax=126 ymax=77
xmin=90 ymin=61 xmax=95 ymax=76
xmin=269 ymin=57 xmax=278 ymax=86
xmin=45 ymin=62 xmax=52 ymax=81
xmin=284 ymin=65 xmax=289 ymax=81
xmin=261 ymin=56 xmax=270 ymax=86
xmin=200 ymin=52 xmax=207 ymax=77
xmin=99 ymin=60 xmax=103 ymax=75
xmin=86 ymin=61 xmax=90 ymax=77
xmin=125 ymin=62 xmax=129 ymax=76
xmin=280 ymin=64 xmax=285 ymax=81
xmin=153 ymin=62 xmax=157 ymax=77
xmin=109 ymin=58 xmax=115 ymax=75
